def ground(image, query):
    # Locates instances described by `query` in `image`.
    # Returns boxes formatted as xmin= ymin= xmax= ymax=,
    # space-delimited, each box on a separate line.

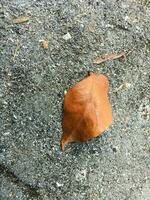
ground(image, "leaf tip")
xmin=60 ymin=138 xmax=65 ymax=151
xmin=88 ymin=71 xmax=94 ymax=76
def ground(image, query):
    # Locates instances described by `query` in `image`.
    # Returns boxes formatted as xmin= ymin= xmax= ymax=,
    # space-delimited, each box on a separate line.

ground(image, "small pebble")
xmin=64 ymin=90 xmax=67 ymax=95
xmin=3 ymin=132 xmax=10 ymax=136
xmin=56 ymin=182 xmax=63 ymax=187
xmin=62 ymin=32 xmax=72 ymax=40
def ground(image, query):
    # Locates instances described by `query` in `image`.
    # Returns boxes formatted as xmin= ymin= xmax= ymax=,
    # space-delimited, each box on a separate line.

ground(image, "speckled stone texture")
xmin=0 ymin=0 xmax=150 ymax=199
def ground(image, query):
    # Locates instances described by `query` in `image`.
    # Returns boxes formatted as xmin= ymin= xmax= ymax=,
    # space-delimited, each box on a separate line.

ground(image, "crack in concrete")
xmin=0 ymin=163 xmax=40 ymax=199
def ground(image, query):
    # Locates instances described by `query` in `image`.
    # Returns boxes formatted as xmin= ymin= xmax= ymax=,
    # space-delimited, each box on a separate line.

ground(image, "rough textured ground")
xmin=0 ymin=0 xmax=150 ymax=200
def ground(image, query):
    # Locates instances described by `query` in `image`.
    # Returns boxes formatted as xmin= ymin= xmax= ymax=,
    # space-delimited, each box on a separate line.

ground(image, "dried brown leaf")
xmin=61 ymin=72 xmax=113 ymax=151
xmin=13 ymin=16 xmax=31 ymax=24
xmin=93 ymin=51 xmax=126 ymax=64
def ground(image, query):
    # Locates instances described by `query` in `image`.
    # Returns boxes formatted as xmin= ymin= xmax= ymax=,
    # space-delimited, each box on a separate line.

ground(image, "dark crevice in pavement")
xmin=0 ymin=163 xmax=41 ymax=199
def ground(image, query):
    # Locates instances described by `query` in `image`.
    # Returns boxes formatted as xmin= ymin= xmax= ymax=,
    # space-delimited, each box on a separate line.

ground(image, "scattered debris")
xmin=13 ymin=16 xmax=31 ymax=24
xmin=114 ymin=24 xmax=129 ymax=31
xmin=39 ymin=39 xmax=49 ymax=49
xmin=88 ymin=21 xmax=97 ymax=33
xmin=62 ymin=32 xmax=72 ymax=40
xmin=113 ymin=83 xmax=131 ymax=93
xmin=125 ymin=46 xmax=136 ymax=56
xmin=139 ymin=103 xmax=150 ymax=121
xmin=7 ymin=71 xmax=12 ymax=76
xmin=93 ymin=51 xmax=126 ymax=64
xmin=76 ymin=13 xmax=87 ymax=18
xmin=75 ymin=169 xmax=87 ymax=182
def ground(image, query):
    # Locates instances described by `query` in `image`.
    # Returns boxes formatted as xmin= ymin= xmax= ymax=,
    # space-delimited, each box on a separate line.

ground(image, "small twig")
xmin=93 ymin=46 xmax=136 ymax=65
xmin=93 ymin=51 xmax=126 ymax=64
xmin=125 ymin=46 xmax=136 ymax=56
xmin=113 ymin=83 xmax=131 ymax=93
xmin=12 ymin=40 xmax=20 ymax=61
xmin=13 ymin=16 xmax=31 ymax=24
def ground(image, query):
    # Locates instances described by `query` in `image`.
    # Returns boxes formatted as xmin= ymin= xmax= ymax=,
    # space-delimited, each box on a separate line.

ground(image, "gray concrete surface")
xmin=0 ymin=0 xmax=150 ymax=199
